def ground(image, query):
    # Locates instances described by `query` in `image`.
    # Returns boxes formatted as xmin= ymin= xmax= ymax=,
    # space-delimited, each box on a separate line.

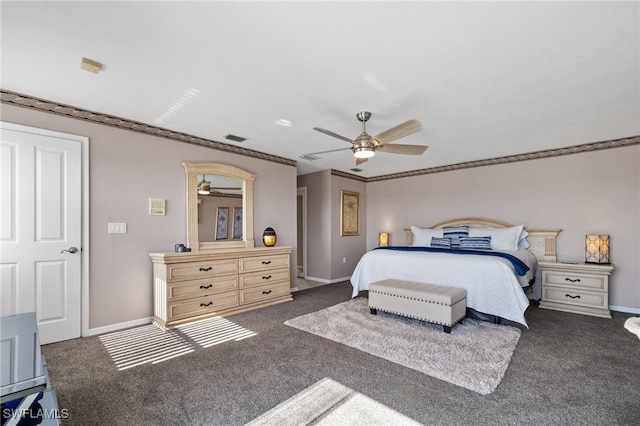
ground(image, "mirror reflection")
xmin=197 ymin=175 xmax=244 ymax=242
xmin=183 ymin=163 xmax=255 ymax=251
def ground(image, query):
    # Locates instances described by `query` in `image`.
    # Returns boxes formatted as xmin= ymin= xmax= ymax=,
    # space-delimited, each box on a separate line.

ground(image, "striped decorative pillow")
xmin=443 ymin=225 xmax=469 ymax=249
xmin=459 ymin=236 xmax=492 ymax=250
xmin=430 ymin=237 xmax=452 ymax=249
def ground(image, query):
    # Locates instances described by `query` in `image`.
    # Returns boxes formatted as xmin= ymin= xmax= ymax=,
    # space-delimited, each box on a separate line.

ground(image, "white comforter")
xmin=350 ymin=248 xmax=538 ymax=327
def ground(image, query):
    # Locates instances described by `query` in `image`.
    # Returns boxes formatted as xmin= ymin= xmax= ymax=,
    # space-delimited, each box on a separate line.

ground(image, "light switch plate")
xmin=108 ymin=223 xmax=127 ymax=234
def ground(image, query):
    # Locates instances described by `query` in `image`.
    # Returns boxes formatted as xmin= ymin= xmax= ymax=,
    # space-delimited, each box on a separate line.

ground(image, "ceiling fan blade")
xmin=372 ymin=119 xmax=422 ymax=145
xmin=376 ymin=143 xmax=428 ymax=155
xmin=313 ymin=127 xmax=354 ymax=144
xmin=356 ymin=157 xmax=369 ymax=166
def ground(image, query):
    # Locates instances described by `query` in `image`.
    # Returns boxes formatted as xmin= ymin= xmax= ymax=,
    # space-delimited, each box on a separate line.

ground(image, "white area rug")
xmin=284 ymin=297 xmax=521 ymax=395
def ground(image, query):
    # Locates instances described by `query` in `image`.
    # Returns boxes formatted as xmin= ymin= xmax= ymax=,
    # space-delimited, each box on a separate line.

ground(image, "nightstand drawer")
xmin=542 ymin=270 xmax=606 ymax=291
xmin=542 ymin=286 xmax=608 ymax=310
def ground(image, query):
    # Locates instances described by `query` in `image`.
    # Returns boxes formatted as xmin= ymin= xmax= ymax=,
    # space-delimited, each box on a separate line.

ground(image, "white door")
xmin=0 ymin=123 xmax=84 ymax=344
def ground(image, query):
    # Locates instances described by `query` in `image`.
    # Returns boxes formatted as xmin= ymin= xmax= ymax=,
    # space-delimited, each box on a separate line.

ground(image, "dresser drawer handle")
xmin=565 ymin=294 xmax=581 ymax=299
xmin=200 ymin=301 xmax=213 ymax=307
xmin=262 ymin=275 xmax=272 ymax=280
xmin=199 ymin=267 xmax=213 ymax=272
xmin=262 ymin=260 xmax=272 ymax=265
xmin=200 ymin=284 xmax=213 ymax=289
xmin=262 ymin=290 xmax=272 ymax=295
xmin=565 ymin=278 xmax=581 ymax=283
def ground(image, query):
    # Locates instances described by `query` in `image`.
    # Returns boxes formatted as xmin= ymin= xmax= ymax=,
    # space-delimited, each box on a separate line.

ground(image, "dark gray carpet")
xmin=42 ymin=282 xmax=640 ymax=425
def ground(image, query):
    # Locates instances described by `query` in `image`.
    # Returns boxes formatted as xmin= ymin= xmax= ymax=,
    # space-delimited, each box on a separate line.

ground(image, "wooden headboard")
xmin=404 ymin=217 xmax=561 ymax=262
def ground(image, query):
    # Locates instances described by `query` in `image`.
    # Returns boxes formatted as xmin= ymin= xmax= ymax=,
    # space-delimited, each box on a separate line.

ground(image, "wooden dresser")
xmin=538 ymin=261 xmax=614 ymax=318
xmin=150 ymin=246 xmax=292 ymax=329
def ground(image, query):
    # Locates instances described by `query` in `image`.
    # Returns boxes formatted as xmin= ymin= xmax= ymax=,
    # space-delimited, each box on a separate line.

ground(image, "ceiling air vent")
xmin=225 ymin=134 xmax=246 ymax=143
xmin=300 ymin=154 xmax=319 ymax=161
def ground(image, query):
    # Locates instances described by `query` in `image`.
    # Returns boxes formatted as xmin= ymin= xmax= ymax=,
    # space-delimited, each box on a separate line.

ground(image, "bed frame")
xmin=404 ymin=217 xmax=561 ymax=261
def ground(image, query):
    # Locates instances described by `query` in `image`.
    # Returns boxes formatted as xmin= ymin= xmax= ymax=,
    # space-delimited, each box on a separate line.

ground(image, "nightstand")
xmin=538 ymin=261 xmax=614 ymax=318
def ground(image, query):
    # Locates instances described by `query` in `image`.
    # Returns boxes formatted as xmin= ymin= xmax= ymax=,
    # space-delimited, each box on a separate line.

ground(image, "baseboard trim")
xmin=304 ymin=276 xmax=351 ymax=284
xmin=88 ymin=317 xmax=153 ymax=336
xmin=610 ymin=305 xmax=640 ymax=315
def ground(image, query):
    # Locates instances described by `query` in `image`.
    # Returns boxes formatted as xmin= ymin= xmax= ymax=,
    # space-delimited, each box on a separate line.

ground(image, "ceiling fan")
xmin=307 ymin=111 xmax=428 ymax=166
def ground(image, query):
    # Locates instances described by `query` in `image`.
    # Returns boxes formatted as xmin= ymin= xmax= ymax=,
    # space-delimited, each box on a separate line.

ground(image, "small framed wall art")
xmin=215 ymin=207 xmax=229 ymax=240
xmin=340 ymin=190 xmax=359 ymax=236
xmin=232 ymin=207 xmax=243 ymax=239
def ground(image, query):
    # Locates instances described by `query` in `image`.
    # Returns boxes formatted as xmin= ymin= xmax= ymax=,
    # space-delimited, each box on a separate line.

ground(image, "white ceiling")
xmin=2 ymin=1 xmax=638 ymax=178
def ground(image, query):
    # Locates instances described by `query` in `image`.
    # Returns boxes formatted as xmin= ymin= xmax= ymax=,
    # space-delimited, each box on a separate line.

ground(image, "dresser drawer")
xmin=542 ymin=270 xmax=606 ymax=291
xmin=169 ymin=276 xmax=238 ymax=300
xmin=168 ymin=259 xmax=238 ymax=280
xmin=240 ymin=268 xmax=289 ymax=289
xmin=168 ymin=291 xmax=239 ymax=321
xmin=542 ymin=286 xmax=608 ymax=310
xmin=239 ymin=281 xmax=290 ymax=305
xmin=239 ymin=254 xmax=289 ymax=273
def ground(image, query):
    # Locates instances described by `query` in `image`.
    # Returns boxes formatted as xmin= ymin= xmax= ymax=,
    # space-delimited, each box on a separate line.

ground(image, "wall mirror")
xmin=184 ymin=163 xmax=255 ymax=250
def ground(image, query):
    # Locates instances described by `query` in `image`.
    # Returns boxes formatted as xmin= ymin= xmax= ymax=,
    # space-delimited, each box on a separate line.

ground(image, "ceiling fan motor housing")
xmin=353 ymin=131 xmax=376 ymax=158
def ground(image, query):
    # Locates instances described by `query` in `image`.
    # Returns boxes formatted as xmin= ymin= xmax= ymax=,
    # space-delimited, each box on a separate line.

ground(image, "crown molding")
xmin=0 ymin=90 xmax=296 ymax=167
xmin=330 ymin=169 xmax=367 ymax=182
xmin=365 ymin=135 xmax=639 ymax=182
xmin=2 ymin=90 xmax=637 ymax=182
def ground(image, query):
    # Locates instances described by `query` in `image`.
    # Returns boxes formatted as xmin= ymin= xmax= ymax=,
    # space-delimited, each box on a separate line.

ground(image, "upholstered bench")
xmin=368 ymin=279 xmax=467 ymax=333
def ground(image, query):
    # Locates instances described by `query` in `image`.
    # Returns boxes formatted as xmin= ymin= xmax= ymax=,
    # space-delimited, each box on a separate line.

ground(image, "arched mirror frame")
xmin=183 ymin=163 xmax=255 ymax=251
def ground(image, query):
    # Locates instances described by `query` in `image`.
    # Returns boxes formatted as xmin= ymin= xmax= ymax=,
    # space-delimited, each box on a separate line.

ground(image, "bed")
xmin=350 ymin=218 xmax=561 ymax=327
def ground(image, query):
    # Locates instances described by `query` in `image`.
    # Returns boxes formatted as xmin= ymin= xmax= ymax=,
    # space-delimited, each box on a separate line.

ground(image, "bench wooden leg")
xmin=370 ymin=308 xmax=377 ymax=315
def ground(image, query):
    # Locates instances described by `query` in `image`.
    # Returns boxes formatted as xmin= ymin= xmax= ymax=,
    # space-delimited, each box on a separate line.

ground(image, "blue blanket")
xmin=374 ymin=246 xmax=530 ymax=276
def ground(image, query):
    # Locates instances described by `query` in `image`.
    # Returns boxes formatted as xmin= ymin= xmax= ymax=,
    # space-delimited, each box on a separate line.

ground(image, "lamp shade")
xmin=378 ymin=232 xmax=389 ymax=247
xmin=262 ymin=227 xmax=277 ymax=247
xmin=585 ymin=234 xmax=609 ymax=263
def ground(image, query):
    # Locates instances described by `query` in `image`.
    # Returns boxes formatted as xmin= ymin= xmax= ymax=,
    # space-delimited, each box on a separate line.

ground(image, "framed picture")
xmin=340 ymin=190 xmax=359 ymax=236
xmin=232 ymin=207 xmax=243 ymax=239
xmin=215 ymin=207 xmax=229 ymax=240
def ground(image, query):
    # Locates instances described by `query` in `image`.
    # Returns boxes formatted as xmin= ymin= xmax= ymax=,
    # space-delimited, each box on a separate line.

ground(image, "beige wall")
xmin=366 ymin=145 xmax=640 ymax=311
xmin=297 ymin=171 xmax=331 ymax=281
xmin=331 ymin=174 xmax=367 ymax=280
xmin=1 ymin=104 xmax=297 ymax=329
xmin=297 ymin=171 xmax=367 ymax=282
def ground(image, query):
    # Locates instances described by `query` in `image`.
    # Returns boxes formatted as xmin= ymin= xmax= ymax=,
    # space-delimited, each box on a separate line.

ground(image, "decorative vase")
xmin=262 ymin=227 xmax=277 ymax=247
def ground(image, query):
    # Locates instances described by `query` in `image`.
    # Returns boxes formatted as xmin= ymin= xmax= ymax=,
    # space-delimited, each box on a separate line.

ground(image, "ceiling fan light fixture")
xmin=197 ymin=175 xmax=211 ymax=195
xmin=353 ymin=147 xmax=375 ymax=159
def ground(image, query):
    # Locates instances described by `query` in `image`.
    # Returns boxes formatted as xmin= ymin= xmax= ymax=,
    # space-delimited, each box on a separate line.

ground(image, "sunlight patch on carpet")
xmin=246 ymin=377 xmax=422 ymax=426
xmin=284 ymin=298 xmax=522 ymax=395
xmin=177 ymin=316 xmax=257 ymax=348
xmin=99 ymin=325 xmax=194 ymax=370
xmin=100 ymin=317 xmax=257 ymax=370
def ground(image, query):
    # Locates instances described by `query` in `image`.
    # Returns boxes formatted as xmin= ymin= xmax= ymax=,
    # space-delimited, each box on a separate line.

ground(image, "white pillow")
xmin=411 ymin=226 xmax=443 ymax=246
xmin=468 ymin=225 xmax=524 ymax=251
xmin=518 ymin=230 xmax=530 ymax=249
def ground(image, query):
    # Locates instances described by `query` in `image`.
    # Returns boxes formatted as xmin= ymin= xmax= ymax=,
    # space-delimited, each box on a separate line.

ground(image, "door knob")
xmin=61 ymin=247 xmax=79 ymax=254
